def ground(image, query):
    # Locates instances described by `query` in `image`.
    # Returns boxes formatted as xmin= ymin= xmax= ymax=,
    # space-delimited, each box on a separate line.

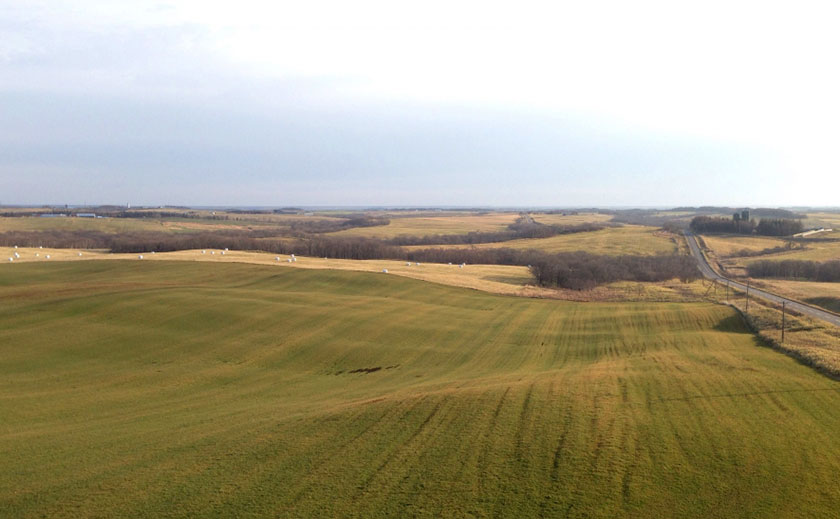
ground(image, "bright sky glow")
xmin=2 ymin=0 xmax=839 ymax=206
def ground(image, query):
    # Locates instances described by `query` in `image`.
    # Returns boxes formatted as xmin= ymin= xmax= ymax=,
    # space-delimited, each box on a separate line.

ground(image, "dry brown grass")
xmin=700 ymin=234 xmax=790 ymax=257
xmin=529 ymin=212 xmax=613 ymax=225
xmin=327 ymin=212 xmax=520 ymax=238
xmin=404 ymin=225 xmax=679 ymax=256
xmin=0 ymin=246 xmax=537 ymax=296
xmin=803 ymin=211 xmax=840 ymax=230
xmin=748 ymin=279 xmax=840 ymax=309
xmin=722 ymin=286 xmax=840 ymax=378
xmin=1 ymin=245 xmax=705 ymax=303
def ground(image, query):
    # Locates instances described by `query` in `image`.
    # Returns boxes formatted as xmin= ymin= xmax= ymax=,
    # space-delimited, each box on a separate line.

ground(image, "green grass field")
xmin=3 ymin=262 xmax=840 ymax=518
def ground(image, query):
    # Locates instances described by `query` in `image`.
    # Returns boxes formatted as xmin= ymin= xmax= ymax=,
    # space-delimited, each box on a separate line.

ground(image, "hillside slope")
xmin=2 ymin=262 xmax=840 ymax=517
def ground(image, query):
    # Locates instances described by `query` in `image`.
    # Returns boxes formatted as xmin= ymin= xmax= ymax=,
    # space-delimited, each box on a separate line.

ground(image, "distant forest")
xmin=690 ymin=216 xmax=804 ymax=236
xmin=748 ymin=260 xmax=840 ymax=282
xmin=673 ymin=207 xmax=805 ymax=219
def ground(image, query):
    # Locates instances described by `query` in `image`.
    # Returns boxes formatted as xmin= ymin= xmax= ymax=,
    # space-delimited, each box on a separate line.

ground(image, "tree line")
xmin=672 ymin=207 xmax=805 ymax=219
xmin=528 ymin=252 xmax=699 ymax=290
xmin=405 ymin=247 xmax=697 ymax=290
xmin=287 ymin=216 xmax=390 ymax=234
xmin=755 ymin=218 xmax=804 ymax=236
xmin=690 ymin=216 xmax=803 ymax=236
xmin=747 ymin=260 xmax=840 ymax=282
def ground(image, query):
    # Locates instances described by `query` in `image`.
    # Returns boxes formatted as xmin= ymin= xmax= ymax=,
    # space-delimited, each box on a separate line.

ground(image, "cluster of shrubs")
xmin=728 ymin=244 xmax=800 ymax=258
xmin=406 ymin=247 xmax=538 ymax=266
xmin=106 ymin=233 xmax=402 ymax=260
xmin=528 ymin=252 xmax=699 ymax=290
xmin=607 ymin=210 xmax=677 ymax=228
xmin=405 ymin=247 xmax=698 ymax=290
xmin=747 ymin=260 xmax=840 ymax=282
xmin=287 ymin=216 xmax=390 ymax=234
xmin=755 ymin=218 xmax=805 ymax=236
xmin=690 ymin=216 xmax=756 ymax=234
xmin=0 ymin=230 xmax=114 ymax=249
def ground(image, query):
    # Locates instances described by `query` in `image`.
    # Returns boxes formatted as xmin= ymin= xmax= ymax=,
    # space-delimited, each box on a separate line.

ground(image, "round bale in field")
xmin=45 ymin=255 xmax=51 ymax=259
xmin=382 ymin=269 xmax=388 ymax=273
xmin=138 ymin=255 xmax=144 ymax=259
xmin=202 ymin=250 xmax=206 ymax=254
xmin=287 ymin=258 xmax=292 ymax=262
xmin=78 ymin=252 xmax=83 ymax=257
xmin=7 ymin=257 xmax=12 ymax=262
xmin=275 ymin=256 xmax=280 ymax=261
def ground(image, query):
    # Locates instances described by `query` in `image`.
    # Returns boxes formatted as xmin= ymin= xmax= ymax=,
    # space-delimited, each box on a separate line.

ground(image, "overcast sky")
xmin=2 ymin=1 xmax=839 ymax=207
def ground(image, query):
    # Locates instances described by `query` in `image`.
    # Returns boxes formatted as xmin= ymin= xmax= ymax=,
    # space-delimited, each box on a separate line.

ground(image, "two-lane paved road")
xmin=685 ymin=232 xmax=840 ymax=328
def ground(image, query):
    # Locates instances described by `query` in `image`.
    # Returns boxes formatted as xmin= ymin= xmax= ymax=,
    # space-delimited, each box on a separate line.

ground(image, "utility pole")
xmin=746 ymin=280 xmax=750 ymax=313
xmin=781 ymin=301 xmax=786 ymax=343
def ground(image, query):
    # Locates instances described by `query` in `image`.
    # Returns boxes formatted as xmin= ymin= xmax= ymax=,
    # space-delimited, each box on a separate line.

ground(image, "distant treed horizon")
xmin=4 ymin=204 xmax=837 ymax=213
xmin=1 ymin=1 xmax=839 ymax=206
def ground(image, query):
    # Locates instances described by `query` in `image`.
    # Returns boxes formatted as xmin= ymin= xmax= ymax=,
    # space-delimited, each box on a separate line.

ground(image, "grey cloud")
xmin=1 ymin=88 xmax=773 ymax=206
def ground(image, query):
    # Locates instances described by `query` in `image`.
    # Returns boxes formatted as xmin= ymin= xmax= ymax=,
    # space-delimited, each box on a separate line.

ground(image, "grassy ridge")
xmin=703 ymin=234 xmax=840 ymax=264
xmin=0 ymin=213 xmax=349 ymax=236
xmin=328 ymin=213 xmax=520 ymax=238
xmin=404 ymin=226 xmax=678 ymax=255
xmin=700 ymin=234 xmax=790 ymax=256
xmin=2 ymin=262 xmax=840 ymax=517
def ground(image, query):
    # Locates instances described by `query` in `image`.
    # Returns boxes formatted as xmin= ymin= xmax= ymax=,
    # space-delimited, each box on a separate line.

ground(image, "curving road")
xmin=684 ymin=232 xmax=840 ymax=328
